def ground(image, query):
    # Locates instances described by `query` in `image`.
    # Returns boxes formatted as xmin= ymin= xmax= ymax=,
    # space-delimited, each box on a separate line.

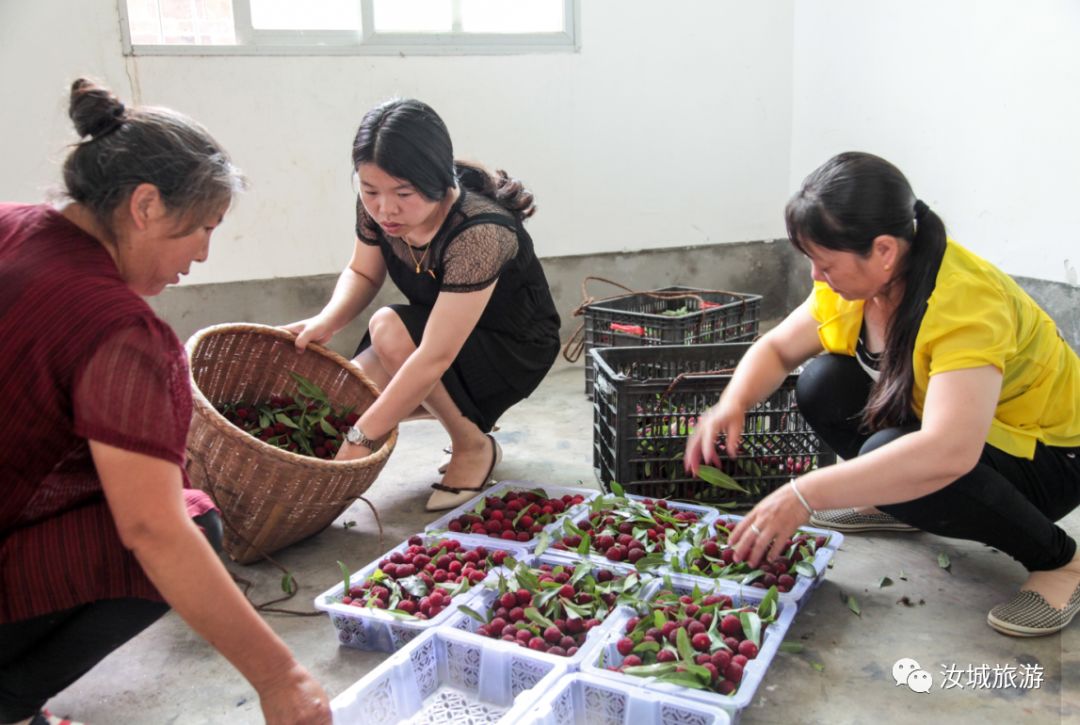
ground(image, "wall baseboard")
xmin=149 ymin=240 xmax=1079 ymax=357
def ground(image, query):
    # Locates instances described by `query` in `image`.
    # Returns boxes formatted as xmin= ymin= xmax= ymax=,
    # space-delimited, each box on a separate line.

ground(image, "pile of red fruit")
xmin=340 ymin=536 xmax=514 ymax=619
xmin=607 ymin=585 xmax=779 ymax=695
xmin=459 ymin=559 xmax=648 ymax=658
xmin=217 ymin=372 xmax=358 ymax=459
xmin=549 ymin=493 xmax=703 ymax=564
xmin=444 ymin=488 xmax=587 ymax=542
xmin=672 ymin=519 xmax=829 ymax=592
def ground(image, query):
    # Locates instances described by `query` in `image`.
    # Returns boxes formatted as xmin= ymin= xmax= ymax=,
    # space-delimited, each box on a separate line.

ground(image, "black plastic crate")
xmin=591 ymin=342 xmax=835 ymax=508
xmin=582 ymin=286 xmax=761 ymax=398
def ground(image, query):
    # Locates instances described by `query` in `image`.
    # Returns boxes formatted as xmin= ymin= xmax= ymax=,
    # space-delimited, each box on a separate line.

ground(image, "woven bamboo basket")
xmin=185 ymin=323 xmax=397 ymax=564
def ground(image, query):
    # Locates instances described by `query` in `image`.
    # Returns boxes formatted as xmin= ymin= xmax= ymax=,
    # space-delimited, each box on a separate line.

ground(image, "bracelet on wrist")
xmin=791 ymin=478 xmax=815 ymax=516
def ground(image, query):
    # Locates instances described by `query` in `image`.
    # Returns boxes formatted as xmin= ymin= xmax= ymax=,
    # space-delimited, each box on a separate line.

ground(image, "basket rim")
xmin=185 ymin=322 xmax=398 ymax=471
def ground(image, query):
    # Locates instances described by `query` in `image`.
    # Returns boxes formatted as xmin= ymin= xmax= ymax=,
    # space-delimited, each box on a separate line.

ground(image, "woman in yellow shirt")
xmin=685 ymin=152 xmax=1080 ymax=637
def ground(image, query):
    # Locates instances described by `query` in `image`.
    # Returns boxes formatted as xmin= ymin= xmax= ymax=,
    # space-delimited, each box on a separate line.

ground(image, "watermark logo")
xmin=892 ymin=658 xmax=1044 ymax=693
xmin=892 ymin=658 xmax=932 ymax=693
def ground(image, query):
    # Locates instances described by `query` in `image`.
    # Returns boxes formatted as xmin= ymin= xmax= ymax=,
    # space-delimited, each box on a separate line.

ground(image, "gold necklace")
xmin=405 ymin=240 xmax=436 ymax=278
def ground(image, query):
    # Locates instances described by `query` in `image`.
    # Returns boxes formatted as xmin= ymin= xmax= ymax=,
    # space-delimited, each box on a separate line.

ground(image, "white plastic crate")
xmin=424 ymin=481 xmax=600 ymax=550
xmin=315 ymin=534 xmax=530 ymax=653
xmin=331 ymin=626 xmax=567 ymax=725
xmin=582 ymin=574 xmax=796 ymax=723
xmin=443 ymin=554 xmax=656 ymax=672
xmin=503 ymin=672 xmax=732 ymax=725
xmin=541 ymin=492 xmax=719 ymax=568
xmin=668 ymin=516 xmax=844 ymax=608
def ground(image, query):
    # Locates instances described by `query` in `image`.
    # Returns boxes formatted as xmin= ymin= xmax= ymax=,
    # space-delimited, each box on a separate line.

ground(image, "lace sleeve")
xmin=440 ymin=222 xmax=518 ymax=292
xmin=72 ymin=319 xmax=193 ymax=466
xmin=355 ymin=197 xmax=381 ymax=246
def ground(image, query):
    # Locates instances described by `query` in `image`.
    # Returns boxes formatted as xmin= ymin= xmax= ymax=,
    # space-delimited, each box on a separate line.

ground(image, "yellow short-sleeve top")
xmin=807 ymin=239 xmax=1080 ymax=459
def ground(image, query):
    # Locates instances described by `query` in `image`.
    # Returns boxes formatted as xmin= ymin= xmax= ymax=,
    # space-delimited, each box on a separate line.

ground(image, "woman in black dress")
xmin=285 ymin=99 xmax=560 ymax=511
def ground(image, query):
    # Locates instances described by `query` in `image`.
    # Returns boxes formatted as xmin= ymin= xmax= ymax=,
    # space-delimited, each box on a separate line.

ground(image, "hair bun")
xmin=69 ymin=78 xmax=126 ymax=139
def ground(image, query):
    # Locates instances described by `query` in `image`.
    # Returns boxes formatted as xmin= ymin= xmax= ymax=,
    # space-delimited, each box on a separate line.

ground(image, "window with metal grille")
xmin=121 ymin=0 xmax=579 ymax=55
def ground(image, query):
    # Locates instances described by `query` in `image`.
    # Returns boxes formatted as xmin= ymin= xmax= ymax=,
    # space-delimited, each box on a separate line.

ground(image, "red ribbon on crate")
xmin=609 ymin=322 xmax=646 ymax=336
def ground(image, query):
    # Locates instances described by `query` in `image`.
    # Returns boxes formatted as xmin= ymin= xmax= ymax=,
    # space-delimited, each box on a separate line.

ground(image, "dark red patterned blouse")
xmin=0 ymin=203 xmax=213 ymax=622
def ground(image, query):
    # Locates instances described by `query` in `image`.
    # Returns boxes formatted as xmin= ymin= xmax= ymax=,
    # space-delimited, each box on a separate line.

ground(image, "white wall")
xmin=791 ymin=0 xmax=1080 ymax=284
xmin=5 ymin=1 xmax=1077 ymax=286
xmin=0 ymin=0 xmax=795 ymax=286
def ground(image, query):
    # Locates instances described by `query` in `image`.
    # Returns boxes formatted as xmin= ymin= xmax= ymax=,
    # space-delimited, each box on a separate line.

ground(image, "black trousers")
xmin=796 ymin=354 xmax=1080 ymax=572
xmin=0 ymin=510 xmax=223 ymax=722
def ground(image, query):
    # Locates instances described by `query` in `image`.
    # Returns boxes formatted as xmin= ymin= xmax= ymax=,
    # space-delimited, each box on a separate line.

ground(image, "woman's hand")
xmin=727 ymin=483 xmax=812 ymax=568
xmin=335 ymin=440 xmax=372 ymax=461
xmin=281 ymin=316 xmax=336 ymax=351
xmin=683 ymin=397 xmax=745 ymax=477
xmin=257 ymin=662 xmax=332 ymax=725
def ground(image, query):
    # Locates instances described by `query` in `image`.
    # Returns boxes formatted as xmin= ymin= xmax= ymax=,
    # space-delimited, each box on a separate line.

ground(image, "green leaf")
xmin=568 ymin=562 xmax=592 ymax=587
xmin=811 ymin=661 xmax=825 ymax=672
xmin=535 ymin=585 xmax=563 ymax=610
xmin=794 ymin=561 xmax=817 ymax=578
xmin=319 ymin=418 xmax=338 ymax=437
xmin=275 ymin=413 xmax=299 ymax=429
xmin=758 ymin=585 xmax=779 ymax=622
xmin=845 ymin=594 xmax=861 ymax=616
xmin=524 ymin=607 xmax=556 ymax=630
xmin=259 ymin=413 xmax=271 ymax=429
xmin=635 ymin=554 xmax=666 ymax=573
xmin=937 ymin=552 xmax=952 ymax=573
xmin=610 ymin=481 xmax=625 ymax=497
xmin=281 ymin=572 xmax=296 ymax=594
xmin=515 ymin=567 xmax=541 ymax=593
xmin=676 ymin=627 xmax=695 ymax=663
xmin=898 ymin=569 xmax=908 ymax=581
xmin=623 ymin=662 xmax=678 ymax=677
xmin=534 ymin=530 xmax=552 ymax=556
xmin=577 ymin=533 xmax=592 ymax=557
xmin=654 ymin=610 xmax=667 ymax=629
xmin=740 ymin=611 xmax=762 ymax=647
xmin=740 ymin=570 xmax=764 ymax=586
xmin=877 ymin=576 xmax=894 ymax=588
xmin=561 ymin=598 xmax=590 ymax=619
xmin=397 ymin=575 xmax=429 ymax=598
xmin=337 ymin=560 xmax=351 ymax=594
xmin=696 ymin=465 xmax=748 ymax=493
xmin=385 ymin=608 xmax=418 ymax=620
xmin=457 ymin=604 xmax=487 ymax=623
xmin=684 ymin=662 xmax=712 ymax=681
xmin=779 ymin=642 xmax=804 ymax=653
xmin=562 ymin=518 xmax=587 ymax=539
xmin=633 ymin=640 xmax=660 ymax=654
xmin=288 ymin=371 xmax=328 ymax=402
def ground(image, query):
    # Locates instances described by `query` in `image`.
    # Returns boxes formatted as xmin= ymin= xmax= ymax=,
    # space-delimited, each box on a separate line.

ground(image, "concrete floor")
xmin=51 ymin=361 xmax=1079 ymax=724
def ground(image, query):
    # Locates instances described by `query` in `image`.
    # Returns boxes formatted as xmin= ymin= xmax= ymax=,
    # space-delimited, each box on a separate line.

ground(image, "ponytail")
xmin=455 ymin=161 xmax=536 ymax=222
xmin=863 ymin=200 xmax=946 ymax=430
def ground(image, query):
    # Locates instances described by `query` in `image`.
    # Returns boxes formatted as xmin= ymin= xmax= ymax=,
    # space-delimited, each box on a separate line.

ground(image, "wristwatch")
xmin=345 ymin=424 xmax=380 ymax=450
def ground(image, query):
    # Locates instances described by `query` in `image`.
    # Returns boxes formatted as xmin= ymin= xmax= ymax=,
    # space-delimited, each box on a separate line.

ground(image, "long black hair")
xmin=351 ymin=98 xmax=535 ymax=221
xmin=785 ymin=152 xmax=947 ymax=430
xmin=63 ymin=78 xmax=244 ymax=237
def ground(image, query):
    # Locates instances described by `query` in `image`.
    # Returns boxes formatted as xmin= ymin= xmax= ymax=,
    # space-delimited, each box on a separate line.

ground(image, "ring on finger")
xmin=749 ymin=522 xmax=762 ymax=536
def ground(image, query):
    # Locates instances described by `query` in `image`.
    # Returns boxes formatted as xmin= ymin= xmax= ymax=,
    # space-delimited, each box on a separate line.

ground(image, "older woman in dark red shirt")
xmin=0 ymin=80 xmax=329 ymax=725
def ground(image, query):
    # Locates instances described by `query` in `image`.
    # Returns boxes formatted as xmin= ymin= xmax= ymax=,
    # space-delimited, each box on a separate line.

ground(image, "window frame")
xmin=118 ymin=0 xmax=580 ymax=56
